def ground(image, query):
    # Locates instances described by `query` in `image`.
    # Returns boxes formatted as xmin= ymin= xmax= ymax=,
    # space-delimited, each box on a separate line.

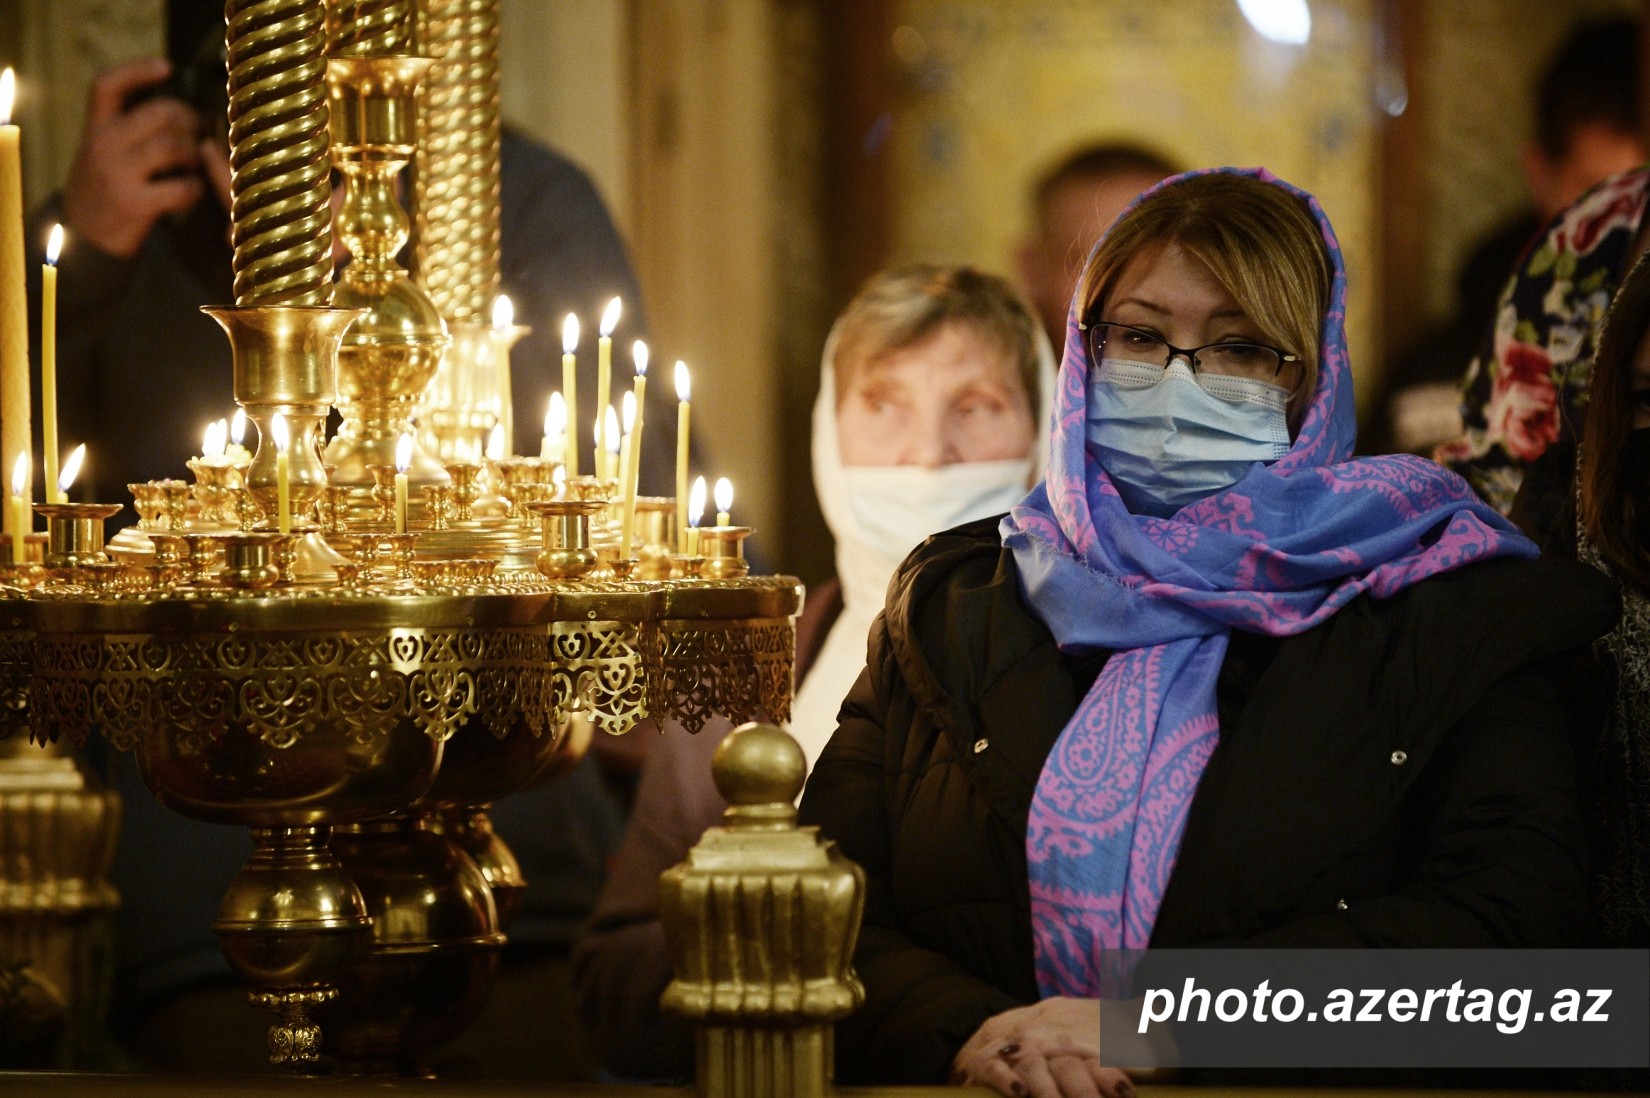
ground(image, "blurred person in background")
xmin=573 ymin=264 xmax=1053 ymax=1083
xmin=1384 ymin=15 xmax=1646 ymax=463
xmin=1017 ymin=143 xmax=1179 ymax=354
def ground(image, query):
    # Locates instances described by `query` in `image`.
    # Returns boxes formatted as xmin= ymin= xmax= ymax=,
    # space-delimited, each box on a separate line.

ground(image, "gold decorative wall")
xmin=887 ymin=0 xmax=1382 ymax=408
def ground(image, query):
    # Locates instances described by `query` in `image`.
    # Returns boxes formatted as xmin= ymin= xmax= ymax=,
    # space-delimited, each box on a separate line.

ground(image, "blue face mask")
xmin=1085 ymin=358 xmax=1291 ymax=518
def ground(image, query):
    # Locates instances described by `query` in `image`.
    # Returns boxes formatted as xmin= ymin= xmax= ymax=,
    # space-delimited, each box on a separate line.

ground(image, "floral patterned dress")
xmin=1438 ymin=168 xmax=1650 ymax=514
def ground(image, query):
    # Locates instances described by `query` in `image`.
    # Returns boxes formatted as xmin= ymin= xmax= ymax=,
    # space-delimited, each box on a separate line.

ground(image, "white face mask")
xmin=839 ymin=459 xmax=1034 ymax=567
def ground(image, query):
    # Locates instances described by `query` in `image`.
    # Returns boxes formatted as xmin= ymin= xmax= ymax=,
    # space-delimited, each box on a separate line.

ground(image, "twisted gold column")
xmin=226 ymin=0 xmax=334 ymax=307
xmin=326 ymin=0 xmax=413 ymax=56
xmin=412 ymin=0 xmax=501 ymax=324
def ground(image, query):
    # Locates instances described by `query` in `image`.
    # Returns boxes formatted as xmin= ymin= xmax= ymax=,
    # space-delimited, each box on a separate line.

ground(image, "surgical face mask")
xmin=1085 ymin=357 xmax=1290 ymax=518
xmin=839 ymin=459 xmax=1033 ymax=566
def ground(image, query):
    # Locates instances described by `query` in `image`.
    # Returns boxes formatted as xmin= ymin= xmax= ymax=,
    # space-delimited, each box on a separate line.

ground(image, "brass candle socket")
xmin=697 ymin=526 xmax=753 ymax=580
xmin=421 ymin=485 xmax=453 ymax=530
xmin=218 ymin=532 xmax=291 ymax=589
xmin=203 ymin=304 xmax=362 ymax=536
xmin=492 ymin=458 xmax=550 ymax=520
xmin=183 ymin=534 xmax=223 ymax=586
xmin=325 ymin=55 xmax=452 ymax=495
xmin=382 ymin=532 xmax=420 ymax=582
xmin=161 ymin=480 xmax=191 ymax=532
xmin=318 ymin=485 xmax=349 ymax=535
xmin=634 ymin=496 xmax=677 ymax=556
xmin=443 ymin=463 xmax=481 ymax=522
xmin=128 ymin=482 xmax=164 ymax=530
xmin=33 ymin=503 xmax=123 ymax=569
xmin=187 ymin=460 xmax=230 ymax=526
xmin=367 ymin=464 xmax=399 ymax=526
xmin=525 ymin=500 xmax=604 ymax=580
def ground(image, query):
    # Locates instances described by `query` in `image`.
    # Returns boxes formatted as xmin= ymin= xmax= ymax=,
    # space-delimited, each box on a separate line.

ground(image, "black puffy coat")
xmin=797 ymin=518 xmax=1620 ymax=1084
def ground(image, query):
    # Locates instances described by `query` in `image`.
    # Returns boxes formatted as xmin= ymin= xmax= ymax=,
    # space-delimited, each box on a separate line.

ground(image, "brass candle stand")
xmin=324 ymin=55 xmax=453 ymax=496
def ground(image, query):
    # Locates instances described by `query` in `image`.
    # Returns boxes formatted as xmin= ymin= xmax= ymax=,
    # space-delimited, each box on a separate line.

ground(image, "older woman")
xmin=798 ymin=169 xmax=1619 ymax=1095
xmin=574 ymin=264 xmax=1051 ymax=1081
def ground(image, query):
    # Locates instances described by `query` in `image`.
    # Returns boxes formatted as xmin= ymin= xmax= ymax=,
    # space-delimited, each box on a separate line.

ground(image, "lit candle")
xmin=0 ymin=70 xmax=30 ymax=544
xmin=42 ymin=224 xmax=61 ymax=502
xmin=270 ymin=413 xmax=291 ymax=534
xmin=552 ymin=462 xmax=567 ymax=500
xmin=227 ymin=408 xmax=250 ymax=464
xmin=621 ymin=341 xmax=648 ymax=554
xmin=618 ymin=392 xmax=635 ymax=492
xmin=8 ymin=452 xmax=26 ymax=564
xmin=486 ymin=422 xmax=505 ymax=462
xmin=201 ymin=420 xmax=226 ymax=463
xmin=603 ymin=405 xmax=620 ymax=484
xmin=561 ymin=314 xmax=580 ymax=478
xmin=688 ymin=475 xmax=706 ymax=558
xmin=674 ymin=361 xmax=691 ymax=553
xmin=491 ymin=295 xmax=516 ymax=448
xmin=394 ymin=432 xmax=412 ymax=535
xmin=540 ymin=392 xmax=566 ymax=462
xmin=57 ymin=442 xmax=84 ymax=499
xmin=715 ymin=476 xmax=733 ymax=527
xmin=594 ymin=296 xmax=620 ymax=477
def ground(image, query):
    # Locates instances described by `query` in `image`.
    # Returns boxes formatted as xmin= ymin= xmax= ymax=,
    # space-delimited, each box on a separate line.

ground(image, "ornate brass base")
xmin=213 ymin=826 xmax=372 ymax=1067
xmin=324 ymin=815 xmax=504 ymax=1076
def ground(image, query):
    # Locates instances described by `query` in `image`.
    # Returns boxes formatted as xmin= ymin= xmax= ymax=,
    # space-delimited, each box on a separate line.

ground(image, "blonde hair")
xmin=1077 ymin=173 xmax=1331 ymax=413
xmin=831 ymin=265 xmax=1039 ymax=406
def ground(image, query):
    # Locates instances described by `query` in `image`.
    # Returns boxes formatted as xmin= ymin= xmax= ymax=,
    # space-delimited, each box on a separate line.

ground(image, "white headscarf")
xmin=787 ymin=321 xmax=1057 ymax=775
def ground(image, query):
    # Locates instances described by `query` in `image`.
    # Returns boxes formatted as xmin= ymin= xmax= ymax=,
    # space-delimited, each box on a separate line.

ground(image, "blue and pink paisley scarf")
xmin=1001 ymin=168 xmax=1538 ymax=997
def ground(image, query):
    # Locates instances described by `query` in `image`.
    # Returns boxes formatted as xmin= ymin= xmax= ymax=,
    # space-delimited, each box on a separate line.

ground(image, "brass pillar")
xmin=660 ymin=723 xmax=865 ymax=1098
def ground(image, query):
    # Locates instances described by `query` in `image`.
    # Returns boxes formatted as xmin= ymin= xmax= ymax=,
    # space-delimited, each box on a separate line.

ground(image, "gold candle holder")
xmin=366 ymin=465 xmax=398 ymax=526
xmin=161 ymin=480 xmax=191 ymax=533
xmin=525 ymin=500 xmax=603 ymax=580
xmin=218 ymin=532 xmax=287 ymax=589
xmin=318 ymin=485 xmax=349 ymax=535
xmin=128 ymin=482 xmax=164 ymax=530
xmin=421 ymin=484 xmax=453 ymax=530
xmin=325 ymin=55 xmax=452 ymax=494
xmin=187 ymin=460 xmax=230 ymax=526
xmin=673 ymin=554 xmax=705 ymax=579
xmin=34 ymin=503 xmax=123 ymax=569
xmin=183 ymin=534 xmax=223 ymax=586
xmin=697 ymin=526 xmax=752 ymax=580
xmin=382 ymin=532 xmax=420 ymax=581
xmin=634 ymin=496 xmax=677 ymax=555
xmin=443 ymin=462 xmax=481 ymax=522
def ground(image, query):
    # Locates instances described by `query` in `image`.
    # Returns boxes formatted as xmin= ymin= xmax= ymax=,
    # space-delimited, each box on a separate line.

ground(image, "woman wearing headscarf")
xmin=573 ymin=265 xmax=1053 ymax=1081
xmin=798 ymin=169 xmax=1619 ymax=1095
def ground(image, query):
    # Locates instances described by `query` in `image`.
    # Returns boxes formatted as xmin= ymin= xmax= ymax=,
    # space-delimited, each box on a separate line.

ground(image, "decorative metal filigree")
xmin=551 ymin=622 xmax=647 ymax=736
xmin=649 ymin=620 xmax=795 ymax=736
xmin=0 ymin=628 xmax=29 ymax=741
xmin=30 ymin=627 xmax=545 ymax=751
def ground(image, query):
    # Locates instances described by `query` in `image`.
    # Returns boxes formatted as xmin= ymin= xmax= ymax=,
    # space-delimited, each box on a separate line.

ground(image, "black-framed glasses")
xmin=1080 ymin=320 xmax=1299 ymax=382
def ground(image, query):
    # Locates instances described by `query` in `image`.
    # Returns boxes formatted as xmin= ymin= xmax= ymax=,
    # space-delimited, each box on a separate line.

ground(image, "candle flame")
xmin=622 ymin=390 xmax=637 ymax=433
xmin=675 ymin=360 xmax=690 ymax=402
xmin=553 ymin=463 xmax=567 ymax=493
xmin=546 ymin=391 xmax=566 ymax=436
xmin=632 ymin=340 xmax=649 ymax=377
xmin=492 ymin=294 xmax=514 ymax=330
xmin=270 ymin=413 xmax=290 ymax=454
xmin=230 ymin=408 xmax=247 ymax=446
xmin=395 ymin=432 xmax=414 ymax=472
xmin=45 ymin=224 xmax=63 ymax=266
xmin=0 ymin=69 xmax=14 ymax=126
xmin=59 ymin=444 xmax=86 ymax=495
xmin=604 ymin=406 xmax=621 ymax=454
xmin=203 ymin=421 xmax=226 ymax=459
xmin=714 ymin=477 xmax=733 ymax=515
xmin=10 ymin=453 xmax=28 ymax=498
xmin=689 ymin=476 xmax=707 ymax=525
xmin=562 ymin=314 xmax=580 ymax=354
xmin=487 ymin=423 xmax=505 ymax=461
xmin=600 ymin=296 xmax=622 ymax=336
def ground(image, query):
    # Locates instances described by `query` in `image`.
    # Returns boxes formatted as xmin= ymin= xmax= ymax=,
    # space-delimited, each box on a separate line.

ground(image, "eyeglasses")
xmin=1080 ymin=320 xmax=1299 ymax=382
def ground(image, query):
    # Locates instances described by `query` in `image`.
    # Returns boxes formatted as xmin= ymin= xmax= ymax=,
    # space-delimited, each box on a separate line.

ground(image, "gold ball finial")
xmin=712 ymin=722 xmax=805 ymax=810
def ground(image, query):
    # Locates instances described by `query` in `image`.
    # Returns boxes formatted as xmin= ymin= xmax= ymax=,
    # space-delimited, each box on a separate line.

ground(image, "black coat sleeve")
xmin=799 ymin=628 xmax=1021 ymax=1085
xmin=1220 ymin=668 xmax=1592 ymax=947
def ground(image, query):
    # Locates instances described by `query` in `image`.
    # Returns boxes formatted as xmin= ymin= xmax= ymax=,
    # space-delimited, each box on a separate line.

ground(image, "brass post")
xmin=226 ymin=0 xmax=335 ymax=307
xmin=660 ymin=724 xmax=866 ymax=1098
xmin=411 ymin=0 xmax=502 ymax=323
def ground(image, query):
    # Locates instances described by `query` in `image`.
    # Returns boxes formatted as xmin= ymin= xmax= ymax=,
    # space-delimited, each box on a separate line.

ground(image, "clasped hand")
xmin=952 ymin=997 xmax=1134 ymax=1098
